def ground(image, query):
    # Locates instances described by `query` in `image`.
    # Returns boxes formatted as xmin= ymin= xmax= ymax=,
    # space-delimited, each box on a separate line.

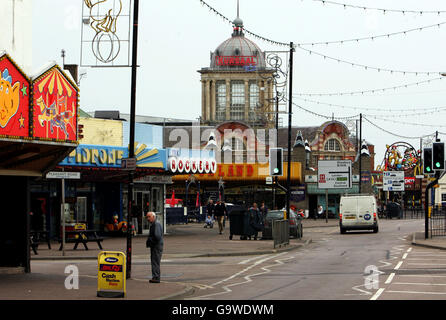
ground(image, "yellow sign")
xmin=74 ymin=223 xmax=86 ymax=231
xmin=97 ymin=251 xmax=126 ymax=298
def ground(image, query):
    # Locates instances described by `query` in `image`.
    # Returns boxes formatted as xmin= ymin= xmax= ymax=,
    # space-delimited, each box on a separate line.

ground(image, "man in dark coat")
xmin=145 ymin=212 xmax=164 ymax=283
xmin=249 ymin=203 xmax=263 ymax=240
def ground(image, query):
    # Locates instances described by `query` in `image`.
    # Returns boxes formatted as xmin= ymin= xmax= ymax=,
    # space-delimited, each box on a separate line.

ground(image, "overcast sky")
xmin=31 ymin=0 xmax=446 ymax=169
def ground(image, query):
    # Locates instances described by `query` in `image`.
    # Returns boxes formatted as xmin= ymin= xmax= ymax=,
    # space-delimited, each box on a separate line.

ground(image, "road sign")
xmin=383 ymin=171 xmax=405 ymax=191
xmin=266 ymin=176 xmax=273 ymax=185
xmin=121 ymin=157 xmax=136 ymax=170
xmin=46 ymin=171 xmax=80 ymax=179
xmin=317 ymin=160 xmax=352 ymax=189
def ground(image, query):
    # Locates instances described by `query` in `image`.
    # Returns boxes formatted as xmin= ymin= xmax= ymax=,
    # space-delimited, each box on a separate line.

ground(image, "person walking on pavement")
xmin=214 ymin=200 xmax=226 ymax=234
xmin=145 ymin=212 xmax=164 ymax=283
xmin=206 ymin=199 xmax=215 ymax=221
xmin=249 ymin=202 xmax=263 ymax=240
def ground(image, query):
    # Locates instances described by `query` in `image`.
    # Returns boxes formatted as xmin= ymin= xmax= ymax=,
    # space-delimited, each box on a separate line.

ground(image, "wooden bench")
xmin=58 ymin=230 xmax=104 ymax=250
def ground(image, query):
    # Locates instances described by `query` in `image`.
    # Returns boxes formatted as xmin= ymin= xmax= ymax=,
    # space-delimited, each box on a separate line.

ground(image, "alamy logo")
xmin=364 ymin=265 xmax=380 ymax=290
xmin=65 ymin=265 xmax=79 ymax=290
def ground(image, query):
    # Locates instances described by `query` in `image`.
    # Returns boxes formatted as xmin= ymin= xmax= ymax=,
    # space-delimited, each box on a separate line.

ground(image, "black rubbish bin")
xmin=229 ymin=209 xmax=257 ymax=240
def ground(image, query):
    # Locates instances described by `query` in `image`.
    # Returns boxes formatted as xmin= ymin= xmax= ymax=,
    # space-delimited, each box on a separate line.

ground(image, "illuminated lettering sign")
xmin=168 ymin=157 xmax=216 ymax=174
xmin=215 ymin=55 xmax=257 ymax=66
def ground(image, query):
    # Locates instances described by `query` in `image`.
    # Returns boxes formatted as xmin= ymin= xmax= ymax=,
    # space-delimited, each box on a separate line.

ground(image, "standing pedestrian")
xmin=145 ymin=212 xmax=164 ymax=283
xmin=214 ymin=200 xmax=226 ymax=234
xmin=221 ymin=201 xmax=228 ymax=228
xmin=260 ymin=201 xmax=268 ymax=221
xmin=317 ymin=205 xmax=324 ymax=219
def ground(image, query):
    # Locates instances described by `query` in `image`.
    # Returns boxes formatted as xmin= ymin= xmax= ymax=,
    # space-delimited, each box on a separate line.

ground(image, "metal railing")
xmin=272 ymin=219 xmax=289 ymax=248
xmin=430 ymin=206 xmax=446 ymax=237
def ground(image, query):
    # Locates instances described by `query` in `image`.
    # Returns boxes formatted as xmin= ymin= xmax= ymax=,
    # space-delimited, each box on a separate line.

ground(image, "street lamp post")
xmin=126 ymin=0 xmax=140 ymax=280
xmin=286 ymin=42 xmax=294 ymax=220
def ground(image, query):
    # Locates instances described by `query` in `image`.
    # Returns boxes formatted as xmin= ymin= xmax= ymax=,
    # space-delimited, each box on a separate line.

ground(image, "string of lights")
xmin=283 ymin=98 xmax=360 ymax=120
xmin=199 ymin=0 xmax=446 ymax=48
xmin=293 ymin=96 xmax=446 ymax=115
xmin=294 ymin=77 xmax=445 ymax=96
xmin=364 ymin=115 xmax=446 ymax=128
xmin=363 ymin=116 xmax=437 ymax=139
xmin=296 ymin=45 xmax=442 ymax=76
xmin=312 ymin=0 xmax=446 ymax=15
xmin=198 ymin=0 xmax=289 ymax=47
xmin=299 ymin=21 xmax=446 ymax=46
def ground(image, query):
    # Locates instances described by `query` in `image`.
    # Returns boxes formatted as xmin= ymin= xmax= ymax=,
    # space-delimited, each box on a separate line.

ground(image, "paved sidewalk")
xmin=0 ymin=218 xmax=337 ymax=300
xmin=411 ymin=232 xmax=446 ymax=250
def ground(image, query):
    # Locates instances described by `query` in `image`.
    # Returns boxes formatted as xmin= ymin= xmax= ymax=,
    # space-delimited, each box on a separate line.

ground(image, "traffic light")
xmin=423 ymin=148 xmax=433 ymax=174
xmin=269 ymin=148 xmax=283 ymax=176
xmin=433 ymin=142 xmax=445 ymax=170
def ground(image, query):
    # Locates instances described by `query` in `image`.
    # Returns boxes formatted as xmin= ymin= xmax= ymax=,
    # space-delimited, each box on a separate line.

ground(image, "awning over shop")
xmin=0 ymin=138 xmax=76 ymax=176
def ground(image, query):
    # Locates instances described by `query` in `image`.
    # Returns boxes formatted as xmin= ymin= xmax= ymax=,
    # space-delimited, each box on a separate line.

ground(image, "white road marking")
xmin=398 ymin=275 xmax=446 ymax=278
xmin=385 ymin=273 xmax=395 ymax=284
xmin=370 ymin=288 xmax=385 ymax=300
xmin=393 ymin=282 xmax=446 ymax=286
xmin=385 ymin=290 xmax=446 ymax=295
xmin=193 ymin=252 xmax=293 ymax=299
xmin=407 ymin=247 xmax=412 ymax=253
xmin=406 ymin=258 xmax=446 ymax=261
xmin=238 ymin=255 xmax=268 ymax=265
xmin=407 ymin=263 xmax=446 ymax=266
xmin=394 ymin=261 xmax=403 ymax=270
xmin=402 ymin=253 xmax=408 ymax=260
xmin=211 ymin=253 xmax=286 ymax=287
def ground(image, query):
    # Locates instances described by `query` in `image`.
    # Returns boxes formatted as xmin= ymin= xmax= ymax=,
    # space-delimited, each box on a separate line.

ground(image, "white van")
xmin=339 ymin=194 xmax=378 ymax=234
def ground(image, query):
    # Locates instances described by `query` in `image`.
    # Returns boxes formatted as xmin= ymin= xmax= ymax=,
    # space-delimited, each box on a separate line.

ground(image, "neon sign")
xmin=215 ymin=56 xmax=257 ymax=67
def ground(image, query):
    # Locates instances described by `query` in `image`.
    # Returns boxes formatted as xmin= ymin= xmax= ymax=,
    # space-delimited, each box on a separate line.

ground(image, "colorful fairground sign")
xmin=0 ymin=52 xmax=79 ymax=143
xmin=376 ymin=141 xmax=421 ymax=172
xmin=0 ymin=52 xmax=31 ymax=139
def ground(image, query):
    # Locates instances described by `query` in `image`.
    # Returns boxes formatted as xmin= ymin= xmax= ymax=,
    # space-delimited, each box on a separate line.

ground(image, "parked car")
xmin=262 ymin=210 xmax=302 ymax=239
xmin=339 ymin=194 xmax=379 ymax=234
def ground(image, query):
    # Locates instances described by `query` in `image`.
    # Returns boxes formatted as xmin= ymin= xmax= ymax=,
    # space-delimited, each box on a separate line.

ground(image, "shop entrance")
xmin=135 ymin=191 xmax=150 ymax=234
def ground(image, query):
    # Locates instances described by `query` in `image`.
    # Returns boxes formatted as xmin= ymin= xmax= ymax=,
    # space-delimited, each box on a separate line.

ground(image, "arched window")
xmin=324 ymin=139 xmax=341 ymax=152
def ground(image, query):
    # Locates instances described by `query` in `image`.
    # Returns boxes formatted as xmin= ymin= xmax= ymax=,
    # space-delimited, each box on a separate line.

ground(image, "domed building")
xmin=199 ymin=15 xmax=275 ymax=128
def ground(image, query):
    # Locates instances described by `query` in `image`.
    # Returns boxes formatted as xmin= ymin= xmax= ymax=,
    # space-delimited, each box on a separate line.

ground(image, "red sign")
xmin=32 ymin=66 xmax=78 ymax=142
xmin=100 ymin=264 xmax=123 ymax=272
xmin=0 ymin=54 xmax=30 ymax=139
xmin=319 ymin=174 xmax=326 ymax=184
xmin=404 ymin=177 xmax=415 ymax=185
xmin=215 ymin=56 xmax=257 ymax=66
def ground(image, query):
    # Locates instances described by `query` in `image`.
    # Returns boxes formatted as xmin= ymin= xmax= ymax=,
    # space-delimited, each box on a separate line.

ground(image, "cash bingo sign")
xmin=97 ymin=251 xmax=126 ymax=298
xmin=169 ymin=156 xmax=217 ymax=174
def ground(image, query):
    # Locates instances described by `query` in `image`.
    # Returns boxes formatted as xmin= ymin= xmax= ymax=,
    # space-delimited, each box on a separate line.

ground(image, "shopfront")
xmin=170 ymin=161 xmax=302 ymax=209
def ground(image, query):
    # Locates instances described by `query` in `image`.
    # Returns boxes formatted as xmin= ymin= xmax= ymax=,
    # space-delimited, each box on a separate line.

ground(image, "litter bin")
xmin=229 ymin=208 xmax=257 ymax=240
